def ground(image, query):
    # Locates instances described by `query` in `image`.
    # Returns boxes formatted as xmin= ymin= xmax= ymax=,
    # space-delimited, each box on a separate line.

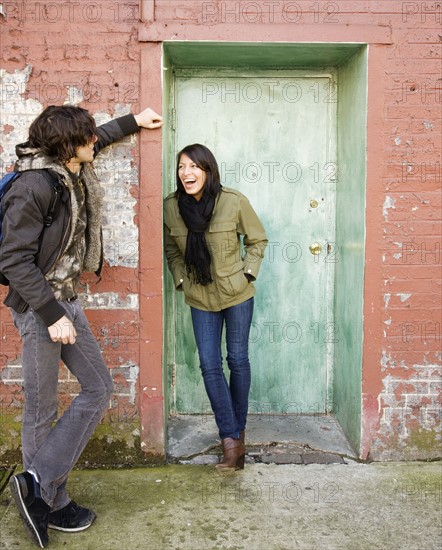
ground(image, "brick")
xmin=422 ymin=408 xmax=442 ymax=424
xmin=383 ymin=221 xmax=441 ymax=235
xmin=382 ymin=406 xmax=426 ymax=423
xmin=379 ymin=393 xmax=404 ymax=407
xmin=382 ymin=265 xmax=442 ymax=279
xmin=0 ymin=365 xmax=23 ymax=383
xmin=404 ymin=394 xmax=441 ymax=408
xmin=2 ymin=3 xmax=139 ymax=30
xmin=429 ymin=381 xmax=442 ymax=393
xmin=385 ymin=293 xmax=441 ymax=309
xmin=58 ymin=381 xmax=81 ymax=396
xmin=1 ymin=0 xmax=442 ymax=463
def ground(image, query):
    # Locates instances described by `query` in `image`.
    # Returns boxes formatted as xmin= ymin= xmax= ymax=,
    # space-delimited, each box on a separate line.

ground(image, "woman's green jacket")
xmin=164 ymin=187 xmax=268 ymax=312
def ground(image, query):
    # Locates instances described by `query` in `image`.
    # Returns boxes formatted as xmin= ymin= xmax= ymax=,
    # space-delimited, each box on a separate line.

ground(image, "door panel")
xmin=167 ymin=70 xmax=336 ymax=414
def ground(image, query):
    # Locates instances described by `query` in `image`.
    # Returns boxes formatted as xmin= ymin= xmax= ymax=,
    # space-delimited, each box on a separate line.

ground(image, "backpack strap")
xmin=37 ymin=169 xmax=63 ymax=227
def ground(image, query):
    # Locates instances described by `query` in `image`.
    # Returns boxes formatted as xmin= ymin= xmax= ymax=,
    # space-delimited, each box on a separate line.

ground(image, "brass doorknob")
xmin=309 ymin=242 xmax=322 ymax=255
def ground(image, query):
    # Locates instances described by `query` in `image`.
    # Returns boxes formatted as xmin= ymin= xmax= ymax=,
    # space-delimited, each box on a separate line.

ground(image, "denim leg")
xmin=191 ymin=307 xmax=240 ymax=440
xmin=12 ymin=301 xmax=113 ymax=508
xmin=224 ymin=298 xmax=254 ymax=432
xmin=11 ymin=308 xmax=61 ymax=476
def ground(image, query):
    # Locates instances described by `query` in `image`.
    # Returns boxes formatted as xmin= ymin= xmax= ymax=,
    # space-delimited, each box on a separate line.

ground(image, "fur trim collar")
xmin=14 ymin=143 xmax=103 ymax=272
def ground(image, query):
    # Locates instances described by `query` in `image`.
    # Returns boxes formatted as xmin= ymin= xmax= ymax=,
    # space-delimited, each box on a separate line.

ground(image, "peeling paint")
xmin=0 ymin=65 xmax=42 ymax=169
xmin=127 ymin=364 xmax=140 ymax=404
xmin=0 ymin=67 xmax=139 ymax=269
xmin=65 ymin=86 xmax=84 ymax=105
xmin=377 ymin=364 xmax=442 ymax=459
xmin=381 ymin=351 xmax=396 ymax=369
xmin=1 ymin=6 xmax=441 ymax=465
xmin=79 ymin=292 xmax=139 ymax=310
xmin=383 ymin=196 xmax=396 ymax=219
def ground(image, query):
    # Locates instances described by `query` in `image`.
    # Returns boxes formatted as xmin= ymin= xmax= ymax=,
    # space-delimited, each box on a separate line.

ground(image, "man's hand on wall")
xmin=134 ymin=107 xmax=163 ymax=129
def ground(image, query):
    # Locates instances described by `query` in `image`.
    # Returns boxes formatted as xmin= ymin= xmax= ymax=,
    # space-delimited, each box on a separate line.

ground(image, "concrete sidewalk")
xmin=1 ymin=461 xmax=441 ymax=550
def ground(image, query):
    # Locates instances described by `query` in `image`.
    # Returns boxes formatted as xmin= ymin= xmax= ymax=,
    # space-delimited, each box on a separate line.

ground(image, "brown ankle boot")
xmin=215 ymin=437 xmax=245 ymax=471
xmin=240 ymin=430 xmax=245 ymax=445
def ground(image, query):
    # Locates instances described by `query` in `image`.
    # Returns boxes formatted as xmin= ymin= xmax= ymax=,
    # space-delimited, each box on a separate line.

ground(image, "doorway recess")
xmin=162 ymin=42 xmax=367 ymax=457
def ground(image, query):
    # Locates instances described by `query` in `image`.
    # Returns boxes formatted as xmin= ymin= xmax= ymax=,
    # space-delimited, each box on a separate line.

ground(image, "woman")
xmin=164 ymin=144 xmax=268 ymax=470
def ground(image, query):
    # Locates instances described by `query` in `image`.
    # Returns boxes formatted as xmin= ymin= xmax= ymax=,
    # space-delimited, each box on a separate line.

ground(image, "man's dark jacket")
xmin=0 ymin=114 xmax=139 ymax=326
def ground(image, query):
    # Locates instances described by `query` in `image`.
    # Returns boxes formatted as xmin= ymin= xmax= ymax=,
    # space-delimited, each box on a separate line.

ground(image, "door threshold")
xmin=167 ymin=414 xmax=358 ymax=464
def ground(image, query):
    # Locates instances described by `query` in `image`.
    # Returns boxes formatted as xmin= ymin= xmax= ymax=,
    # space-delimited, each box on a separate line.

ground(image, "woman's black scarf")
xmin=178 ymin=190 xmax=215 ymax=285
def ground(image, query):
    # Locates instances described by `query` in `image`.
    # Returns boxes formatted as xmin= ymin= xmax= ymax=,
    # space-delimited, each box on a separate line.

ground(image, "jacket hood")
xmin=14 ymin=142 xmax=68 ymax=180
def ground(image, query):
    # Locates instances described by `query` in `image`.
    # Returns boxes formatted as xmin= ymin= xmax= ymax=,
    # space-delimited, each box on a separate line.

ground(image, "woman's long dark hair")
xmin=175 ymin=144 xmax=222 ymax=285
xmin=175 ymin=143 xmax=221 ymax=199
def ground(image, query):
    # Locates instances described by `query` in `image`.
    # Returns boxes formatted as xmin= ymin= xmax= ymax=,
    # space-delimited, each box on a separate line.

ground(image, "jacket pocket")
xmin=207 ymin=221 xmax=240 ymax=276
xmin=169 ymin=227 xmax=188 ymax=236
xmin=181 ymin=273 xmax=201 ymax=303
xmin=208 ymin=221 xmax=237 ymax=233
xmin=217 ymin=264 xmax=249 ymax=298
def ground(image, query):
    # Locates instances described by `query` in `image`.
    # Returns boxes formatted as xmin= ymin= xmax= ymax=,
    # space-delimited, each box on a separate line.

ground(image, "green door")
xmin=165 ymin=69 xmax=337 ymax=415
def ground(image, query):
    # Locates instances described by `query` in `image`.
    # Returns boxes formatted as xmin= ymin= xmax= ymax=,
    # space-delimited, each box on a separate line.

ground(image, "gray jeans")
xmin=11 ymin=299 xmax=113 ymax=510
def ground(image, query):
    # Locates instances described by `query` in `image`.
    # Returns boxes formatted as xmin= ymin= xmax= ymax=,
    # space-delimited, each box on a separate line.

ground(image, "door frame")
xmin=162 ymin=42 xmax=367 ymax=453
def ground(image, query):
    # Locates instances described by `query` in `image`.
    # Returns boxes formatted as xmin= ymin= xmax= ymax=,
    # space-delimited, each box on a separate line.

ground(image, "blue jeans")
xmin=191 ymin=298 xmax=254 ymax=440
xmin=11 ymin=300 xmax=113 ymax=510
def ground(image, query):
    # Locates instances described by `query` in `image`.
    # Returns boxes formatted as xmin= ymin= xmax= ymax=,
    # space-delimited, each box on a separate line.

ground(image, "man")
xmin=0 ymin=104 xmax=162 ymax=548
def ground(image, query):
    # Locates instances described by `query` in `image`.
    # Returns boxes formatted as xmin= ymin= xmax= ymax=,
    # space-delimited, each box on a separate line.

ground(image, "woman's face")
xmin=178 ymin=153 xmax=207 ymax=201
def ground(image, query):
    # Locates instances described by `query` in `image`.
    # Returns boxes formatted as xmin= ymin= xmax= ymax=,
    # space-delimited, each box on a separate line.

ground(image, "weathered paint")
xmin=332 ymin=46 xmax=368 ymax=453
xmin=0 ymin=412 xmax=153 ymax=467
xmin=1 ymin=0 xmax=441 ymax=461
xmin=162 ymin=43 xmax=369 ymax=453
xmin=163 ymin=41 xmax=369 ymax=69
xmin=373 ymin=363 xmax=441 ymax=460
xmin=138 ymin=43 xmax=165 ymax=456
xmin=0 ymin=48 xmax=157 ymax=454
xmin=169 ymin=67 xmax=337 ymax=414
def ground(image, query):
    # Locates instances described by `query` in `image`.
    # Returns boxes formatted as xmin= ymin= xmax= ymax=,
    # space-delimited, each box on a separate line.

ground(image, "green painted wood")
xmin=164 ymin=42 xmax=362 ymax=69
xmin=166 ymin=69 xmax=337 ymax=414
xmin=333 ymin=48 xmax=367 ymax=452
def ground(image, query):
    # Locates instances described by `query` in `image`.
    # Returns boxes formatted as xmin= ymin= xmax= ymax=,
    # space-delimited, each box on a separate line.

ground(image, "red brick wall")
xmin=0 ymin=1 xmax=147 ymax=446
xmin=1 ymin=0 xmax=441 ymax=460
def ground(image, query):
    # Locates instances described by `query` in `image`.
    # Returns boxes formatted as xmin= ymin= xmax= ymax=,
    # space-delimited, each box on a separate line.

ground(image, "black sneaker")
xmin=48 ymin=501 xmax=96 ymax=532
xmin=9 ymin=471 xmax=50 ymax=548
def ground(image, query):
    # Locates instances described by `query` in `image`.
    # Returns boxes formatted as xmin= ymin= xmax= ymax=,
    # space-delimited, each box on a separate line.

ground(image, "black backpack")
xmin=0 ymin=169 xmax=63 ymax=285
